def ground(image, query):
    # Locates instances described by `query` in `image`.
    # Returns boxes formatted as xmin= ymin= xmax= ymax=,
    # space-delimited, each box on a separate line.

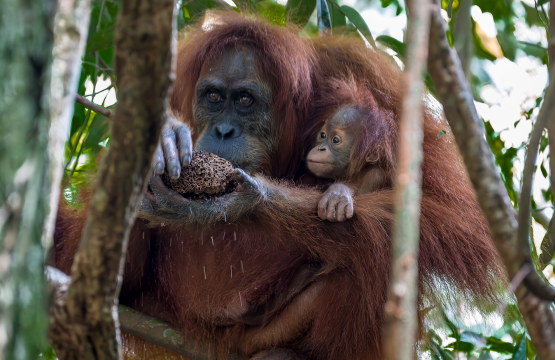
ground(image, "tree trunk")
xmin=0 ymin=1 xmax=56 ymax=359
xmin=383 ymin=0 xmax=431 ymax=358
xmin=48 ymin=0 xmax=176 ymax=358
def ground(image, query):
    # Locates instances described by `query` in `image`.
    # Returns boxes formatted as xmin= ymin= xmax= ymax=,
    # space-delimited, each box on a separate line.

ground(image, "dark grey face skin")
xmin=193 ymin=46 xmax=273 ymax=174
xmin=306 ymin=106 xmax=359 ymax=180
xmin=143 ymin=47 xmax=275 ymax=220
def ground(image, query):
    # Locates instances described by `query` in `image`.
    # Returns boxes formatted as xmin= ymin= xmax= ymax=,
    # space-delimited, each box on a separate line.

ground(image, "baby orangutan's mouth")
xmin=308 ymin=160 xmax=332 ymax=164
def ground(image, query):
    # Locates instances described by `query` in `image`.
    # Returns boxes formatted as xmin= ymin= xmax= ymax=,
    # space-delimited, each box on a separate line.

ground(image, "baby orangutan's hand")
xmin=318 ymin=183 xmax=354 ymax=222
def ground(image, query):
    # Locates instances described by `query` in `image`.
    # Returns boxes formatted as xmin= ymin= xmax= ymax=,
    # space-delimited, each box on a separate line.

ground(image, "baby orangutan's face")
xmin=306 ymin=107 xmax=359 ymax=180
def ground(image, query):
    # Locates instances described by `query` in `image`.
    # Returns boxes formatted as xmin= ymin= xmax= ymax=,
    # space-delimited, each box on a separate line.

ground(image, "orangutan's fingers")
xmin=336 ymin=201 xmax=348 ymax=222
xmin=234 ymin=169 xmax=260 ymax=194
xmin=149 ymin=175 xmax=190 ymax=211
xmin=345 ymin=202 xmax=354 ymax=219
xmin=318 ymin=195 xmax=330 ymax=220
xmin=173 ymin=121 xmax=192 ymax=168
xmin=139 ymin=191 xmax=157 ymax=214
xmin=162 ymin=127 xmax=180 ymax=179
xmin=326 ymin=197 xmax=339 ymax=222
xmin=155 ymin=143 xmax=165 ymax=175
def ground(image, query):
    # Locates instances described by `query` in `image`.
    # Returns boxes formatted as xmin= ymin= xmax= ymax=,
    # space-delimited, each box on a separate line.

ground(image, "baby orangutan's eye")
xmin=320 ymin=132 xmax=327 ymax=139
xmin=333 ymin=136 xmax=341 ymax=144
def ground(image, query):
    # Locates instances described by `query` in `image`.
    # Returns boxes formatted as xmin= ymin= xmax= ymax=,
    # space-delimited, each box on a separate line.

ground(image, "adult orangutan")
xmin=54 ymin=13 xmax=505 ymax=360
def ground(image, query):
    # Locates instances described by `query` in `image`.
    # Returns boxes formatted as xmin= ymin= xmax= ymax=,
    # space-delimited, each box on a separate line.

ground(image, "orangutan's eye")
xmin=320 ymin=132 xmax=327 ymax=139
xmin=239 ymin=94 xmax=252 ymax=105
xmin=333 ymin=136 xmax=341 ymax=144
xmin=208 ymin=91 xmax=221 ymax=102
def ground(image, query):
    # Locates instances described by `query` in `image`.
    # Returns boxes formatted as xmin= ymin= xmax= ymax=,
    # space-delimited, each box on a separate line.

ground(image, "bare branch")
xmin=453 ymin=0 xmax=472 ymax=78
xmin=383 ymin=0 xmax=431 ymax=359
xmin=44 ymin=0 xmax=92 ymax=259
xmin=97 ymin=57 xmax=117 ymax=87
xmin=539 ymin=216 xmax=555 ymax=267
xmin=75 ymin=94 xmax=113 ymax=119
xmin=518 ymin=80 xmax=555 ymax=300
xmin=48 ymin=0 xmax=175 ymax=357
xmin=427 ymin=1 xmax=555 ymax=358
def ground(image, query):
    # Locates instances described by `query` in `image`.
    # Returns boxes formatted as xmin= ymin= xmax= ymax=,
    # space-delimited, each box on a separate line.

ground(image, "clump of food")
xmin=161 ymin=151 xmax=237 ymax=198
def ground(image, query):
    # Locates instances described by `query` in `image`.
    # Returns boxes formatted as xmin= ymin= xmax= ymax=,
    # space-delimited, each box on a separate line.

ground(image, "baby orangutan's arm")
xmin=317 ymin=183 xmax=354 ymax=222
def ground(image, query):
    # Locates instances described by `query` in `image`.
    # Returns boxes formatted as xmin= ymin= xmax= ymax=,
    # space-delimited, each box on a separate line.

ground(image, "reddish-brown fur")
xmin=54 ymin=14 xmax=505 ymax=360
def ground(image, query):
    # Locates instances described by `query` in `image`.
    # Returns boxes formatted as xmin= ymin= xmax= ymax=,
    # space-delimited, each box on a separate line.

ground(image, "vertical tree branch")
xmin=453 ymin=0 xmax=472 ymax=79
xmin=427 ymin=0 xmax=555 ymax=358
xmin=0 ymin=1 xmax=56 ymax=358
xmin=383 ymin=0 xmax=431 ymax=359
xmin=48 ymin=0 xmax=176 ymax=358
xmin=44 ymin=0 xmax=92 ymax=263
xmin=517 ymin=0 xmax=555 ymax=299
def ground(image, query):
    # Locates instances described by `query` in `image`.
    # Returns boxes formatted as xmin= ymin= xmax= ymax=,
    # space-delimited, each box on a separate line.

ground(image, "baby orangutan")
xmin=307 ymin=107 xmax=384 ymax=222
xmin=306 ymin=78 xmax=397 ymax=222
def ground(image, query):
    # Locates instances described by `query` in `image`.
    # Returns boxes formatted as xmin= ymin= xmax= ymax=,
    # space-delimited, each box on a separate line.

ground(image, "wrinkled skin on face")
xmin=152 ymin=46 xmax=273 ymax=183
xmin=142 ymin=47 xmax=277 ymax=222
xmin=194 ymin=46 xmax=273 ymax=174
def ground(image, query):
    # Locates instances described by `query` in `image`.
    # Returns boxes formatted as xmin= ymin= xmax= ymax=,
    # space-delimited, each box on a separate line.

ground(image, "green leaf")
xmin=286 ymin=0 xmax=316 ymax=28
xmin=83 ymin=113 xmax=110 ymax=149
xmin=340 ymin=5 xmax=374 ymax=44
xmin=327 ymin=0 xmax=345 ymax=28
xmin=471 ymin=20 xmax=497 ymax=61
xmin=496 ymin=23 xmax=517 ymax=61
xmin=522 ymin=3 xmax=548 ymax=27
xmin=485 ymin=337 xmax=514 ymax=354
xmin=445 ymin=341 xmax=474 ymax=352
xmin=541 ymin=161 xmax=548 ymax=178
xmin=431 ymin=342 xmax=455 ymax=360
xmin=380 ymin=0 xmax=403 ymax=15
xmin=526 ymin=336 xmax=537 ymax=359
xmin=460 ymin=331 xmax=485 ymax=348
xmin=512 ymin=334 xmax=527 ymax=360
xmin=376 ymin=35 xmax=406 ymax=59
xmin=257 ymin=0 xmax=286 ymax=26
xmin=86 ymin=27 xmax=115 ymax=53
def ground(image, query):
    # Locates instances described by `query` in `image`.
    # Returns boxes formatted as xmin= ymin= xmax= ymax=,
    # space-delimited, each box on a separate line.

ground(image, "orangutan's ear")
xmin=365 ymin=152 xmax=380 ymax=164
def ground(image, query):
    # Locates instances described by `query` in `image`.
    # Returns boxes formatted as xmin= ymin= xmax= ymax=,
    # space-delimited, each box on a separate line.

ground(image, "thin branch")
xmin=518 ymin=41 xmax=548 ymax=51
xmin=518 ymin=80 xmax=555 ymax=300
xmin=81 ymin=61 xmax=112 ymax=71
xmin=84 ymin=84 xmax=114 ymax=98
xmin=535 ymin=0 xmax=549 ymax=34
xmin=383 ymin=0 xmax=431 ymax=359
xmin=45 ymin=0 xmax=92 ymax=257
xmin=97 ymin=56 xmax=117 ymax=87
xmin=62 ymin=107 xmax=92 ymax=182
xmin=427 ymin=1 xmax=555 ymax=358
xmin=75 ymin=94 xmax=113 ymax=119
xmin=539 ymin=216 xmax=555 ymax=268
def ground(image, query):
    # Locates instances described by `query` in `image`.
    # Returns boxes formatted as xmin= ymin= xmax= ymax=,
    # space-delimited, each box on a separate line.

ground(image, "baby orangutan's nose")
xmin=318 ymin=147 xmax=326 ymax=152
